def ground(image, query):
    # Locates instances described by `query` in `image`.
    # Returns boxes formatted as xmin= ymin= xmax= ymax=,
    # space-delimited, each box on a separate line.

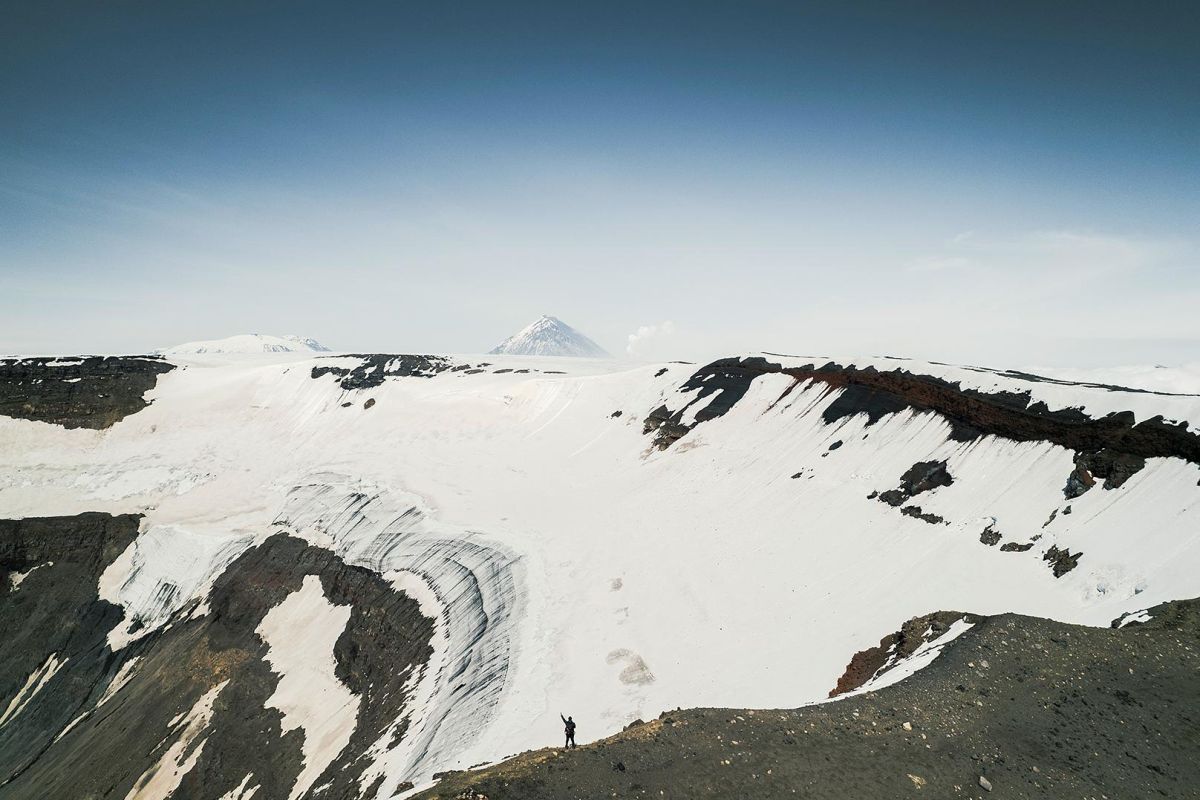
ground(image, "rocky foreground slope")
xmin=418 ymin=600 xmax=1200 ymax=800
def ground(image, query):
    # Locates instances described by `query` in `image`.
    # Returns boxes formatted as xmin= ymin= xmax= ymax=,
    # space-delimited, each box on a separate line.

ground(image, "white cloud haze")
xmin=626 ymin=321 xmax=676 ymax=358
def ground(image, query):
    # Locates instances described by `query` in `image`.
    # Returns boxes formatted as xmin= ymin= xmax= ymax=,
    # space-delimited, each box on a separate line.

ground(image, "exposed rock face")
xmin=642 ymin=405 xmax=692 ymax=448
xmin=878 ymin=460 xmax=954 ymax=507
xmin=1063 ymin=463 xmax=1097 ymax=499
xmin=867 ymin=461 xmax=955 ymax=525
xmin=0 ymin=356 xmax=174 ymax=429
xmin=900 ymin=505 xmax=945 ymax=525
xmin=0 ymin=518 xmax=435 ymax=800
xmin=311 ymin=354 xmax=454 ymax=390
xmin=0 ymin=513 xmax=142 ymax=784
xmin=641 ymin=360 xmax=1200 ymax=496
xmin=829 ymin=610 xmax=978 ymax=697
xmin=1063 ymin=449 xmax=1149 ymax=498
xmin=1043 ymin=545 xmax=1082 ymax=577
xmin=416 ymin=599 xmax=1200 ymax=800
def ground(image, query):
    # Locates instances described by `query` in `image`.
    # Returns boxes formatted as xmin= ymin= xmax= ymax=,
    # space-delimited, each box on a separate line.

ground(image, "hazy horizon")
xmin=4 ymin=2 xmax=1197 ymax=367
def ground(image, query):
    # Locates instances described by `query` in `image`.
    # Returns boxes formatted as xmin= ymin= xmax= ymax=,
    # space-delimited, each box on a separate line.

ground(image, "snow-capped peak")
xmin=488 ymin=316 xmax=609 ymax=358
xmin=156 ymin=334 xmax=332 ymax=355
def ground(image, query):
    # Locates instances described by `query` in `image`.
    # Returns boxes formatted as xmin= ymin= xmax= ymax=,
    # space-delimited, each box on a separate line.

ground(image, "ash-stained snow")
xmin=0 ymin=653 xmax=67 ymax=728
xmin=257 ymin=575 xmax=358 ymax=800
xmin=488 ymin=315 xmax=609 ymax=357
xmin=7 ymin=561 xmax=51 ymax=591
xmin=124 ymin=680 xmax=227 ymax=800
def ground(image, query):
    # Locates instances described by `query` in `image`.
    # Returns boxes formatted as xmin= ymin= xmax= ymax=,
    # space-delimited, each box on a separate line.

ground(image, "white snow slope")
xmin=3 ymin=351 xmax=1200 ymax=796
xmin=488 ymin=315 xmax=609 ymax=357
xmin=156 ymin=334 xmax=331 ymax=355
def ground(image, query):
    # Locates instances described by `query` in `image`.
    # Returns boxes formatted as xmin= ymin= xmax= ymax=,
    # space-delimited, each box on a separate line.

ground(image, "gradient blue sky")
xmin=3 ymin=1 xmax=1197 ymax=365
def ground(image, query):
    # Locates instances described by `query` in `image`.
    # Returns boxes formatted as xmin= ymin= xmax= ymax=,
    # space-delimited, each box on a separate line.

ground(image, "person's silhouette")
xmin=560 ymin=713 xmax=576 ymax=748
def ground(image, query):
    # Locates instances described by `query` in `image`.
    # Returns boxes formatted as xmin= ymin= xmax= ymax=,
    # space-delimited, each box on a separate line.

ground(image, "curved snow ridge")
xmin=99 ymin=524 xmax=256 ymax=651
xmin=272 ymin=474 xmax=521 ymax=789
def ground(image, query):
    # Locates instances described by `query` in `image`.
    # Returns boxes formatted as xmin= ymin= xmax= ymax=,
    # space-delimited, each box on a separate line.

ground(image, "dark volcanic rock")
xmin=0 ymin=513 xmax=141 ymax=784
xmin=1000 ymin=541 xmax=1034 ymax=552
xmin=979 ymin=523 xmax=1002 ymax=546
xmin=1043 ymin=545 xmax=1082 ymax=577
xmin=416 ymin=599 xmax=1200 ymax=800
xmin=900 ymin=505 xmax=945 ymax=525
xmin=876 ymin=461 xmax=954 ymax=519
xmin=0 ymin=356 xmax=174 ymax=429
xmin=1063 ymin=464 xmax=1095 ymax=498
xmin=890 ymin=460 xmax=954 ymax=501
xmin=830 ymin=610 xmax=977 ymax=697
xmin=1063 ymin=449 xmax=1148 ymax=498
xmin=311 ymin=354 xmax=454 ymax=390
xmin=643 ymin=404 xmax=692 ymax=448
xmin=0 ymin=521 xmax=436 ymax=800
xmin=823 ymin=382 xmax=912 ymax=426
xmin=900 ymin=460 xmax=954 ymax=494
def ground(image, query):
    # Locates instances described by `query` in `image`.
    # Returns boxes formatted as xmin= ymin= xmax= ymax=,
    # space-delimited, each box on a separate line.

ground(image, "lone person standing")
xmin=561 ymin=713 xmax=576 ymax=748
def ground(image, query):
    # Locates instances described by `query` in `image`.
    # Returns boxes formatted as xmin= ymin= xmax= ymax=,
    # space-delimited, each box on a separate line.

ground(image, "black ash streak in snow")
xmin=272 ymin=475 xmax=521 ymax=787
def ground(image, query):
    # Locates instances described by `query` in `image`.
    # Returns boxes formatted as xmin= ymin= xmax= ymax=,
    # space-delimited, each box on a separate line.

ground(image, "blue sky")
xmin=2 ymin=1 xmax=1197 ymax=365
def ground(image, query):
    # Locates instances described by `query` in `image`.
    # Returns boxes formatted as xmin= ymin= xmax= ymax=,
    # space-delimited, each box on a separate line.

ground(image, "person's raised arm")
xmin=560 ymin=713 xmax=566 ymax=723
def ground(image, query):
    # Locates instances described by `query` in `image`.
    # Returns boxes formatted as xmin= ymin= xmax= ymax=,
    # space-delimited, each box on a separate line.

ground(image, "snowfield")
xmin=155 ymin=333 xmax=332 ymax=355
xmin=2 ymin=351 xmax=1199 ymax=796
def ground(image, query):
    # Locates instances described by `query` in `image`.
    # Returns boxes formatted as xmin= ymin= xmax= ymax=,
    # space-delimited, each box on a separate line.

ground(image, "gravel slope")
xmin=417 ymin=599 xmax=1200 ymax=799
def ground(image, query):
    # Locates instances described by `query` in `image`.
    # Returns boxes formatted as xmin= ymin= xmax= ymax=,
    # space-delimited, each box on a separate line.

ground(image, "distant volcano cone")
xmin=488 ymin=316 xmax=609 ymax=357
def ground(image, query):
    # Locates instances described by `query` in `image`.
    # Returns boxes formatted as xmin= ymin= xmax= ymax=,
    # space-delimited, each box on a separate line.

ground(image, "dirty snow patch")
xmin=124 ymin=680 xmax=227 ymax=800
xmin=0 ymin=653 xmax=67 ymax=727
xmin=257 ymin=575 xmax=359 ymax=800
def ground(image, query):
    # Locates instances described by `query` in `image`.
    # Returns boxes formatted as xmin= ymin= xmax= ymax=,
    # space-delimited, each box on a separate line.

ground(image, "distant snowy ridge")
xmin=156 ymin=334 xmax=331 ymax=355
xmin=489 ymin=315 xmax=608 ymax=357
